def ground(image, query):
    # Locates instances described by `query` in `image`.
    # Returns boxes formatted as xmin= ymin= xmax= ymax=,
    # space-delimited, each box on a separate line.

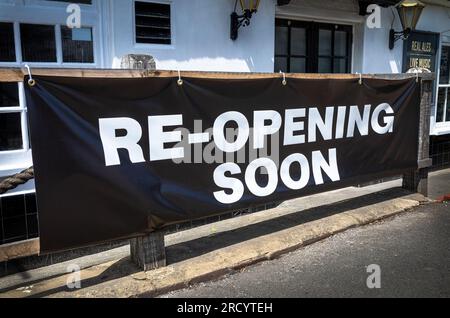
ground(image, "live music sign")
xmin=403 ymin=30 xmax=439 ymax=72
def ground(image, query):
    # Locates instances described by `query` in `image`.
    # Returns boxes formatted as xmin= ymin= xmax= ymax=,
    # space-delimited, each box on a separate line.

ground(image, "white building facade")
xmin=0 ymin=0 xmax=449 ymax=244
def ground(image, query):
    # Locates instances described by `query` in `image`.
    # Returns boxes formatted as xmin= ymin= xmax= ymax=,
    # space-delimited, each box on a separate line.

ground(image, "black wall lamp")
xmin=230 ymin=0 xmax=261 ymax=41
xmin=389 ymin=0 xmax=425 ymax=50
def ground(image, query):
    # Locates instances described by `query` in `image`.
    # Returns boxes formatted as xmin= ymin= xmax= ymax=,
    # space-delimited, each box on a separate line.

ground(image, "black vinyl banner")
xmin=25 ymin=75 xmax=420 ymax=253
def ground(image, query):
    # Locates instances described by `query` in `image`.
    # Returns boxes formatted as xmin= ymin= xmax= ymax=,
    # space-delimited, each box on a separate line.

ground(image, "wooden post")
xmin=130 ymin=231 xmax=166 ymax=271
xmin=121 ymin=54 xmax=167 ymax=271
xmin=402 ymin=77 xmax=433 ymax=196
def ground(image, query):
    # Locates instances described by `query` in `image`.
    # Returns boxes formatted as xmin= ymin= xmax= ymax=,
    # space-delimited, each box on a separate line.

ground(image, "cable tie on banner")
xmin=280 ymin=71 xmax=287 ymax=86
xmin=177 ymin=70 xmax=183 ymax=86
xmin=24 ymin=64 xmax=35 ymax=87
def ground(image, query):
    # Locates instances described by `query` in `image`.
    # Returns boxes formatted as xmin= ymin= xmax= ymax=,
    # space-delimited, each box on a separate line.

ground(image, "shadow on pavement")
xmin=2 ymin=186 xmax=412 ymax=298
xmin=166 ymin=187 xmax=412 ymax=264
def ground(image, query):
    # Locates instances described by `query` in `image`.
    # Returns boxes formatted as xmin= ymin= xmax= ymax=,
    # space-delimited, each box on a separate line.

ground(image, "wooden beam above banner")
xmin=0 ymin=68 xmax=435 ymax=83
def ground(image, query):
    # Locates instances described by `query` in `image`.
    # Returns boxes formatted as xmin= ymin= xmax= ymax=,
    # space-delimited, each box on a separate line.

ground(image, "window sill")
xmin=0 ymin=149 xmax=33 ymax=178
xmin=0 ymin=180 xmax=35 ymax=198
xmin=133 ymin=43 xmax=175 ymax=51
xmin=431 ymin=123 xmax=450 ymax=136
xmin=0 ymin=62 xmax=99 ymax=68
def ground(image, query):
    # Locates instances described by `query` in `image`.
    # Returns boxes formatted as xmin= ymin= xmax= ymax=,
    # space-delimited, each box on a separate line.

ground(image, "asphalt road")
xmin=161 ymin=202 xmax=450 ymax=298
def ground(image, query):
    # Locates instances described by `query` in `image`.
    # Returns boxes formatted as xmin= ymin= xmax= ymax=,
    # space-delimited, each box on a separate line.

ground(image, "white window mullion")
xmin=20 ymin=111 xmax=30 ymax=151
xmin=92 ymin=25 xmax=100 ymax=67
xmin=444 ymin=88 xmax=448 ymax=123
xmin=14 ymin=21 xmax=22 ymax=64
xmin=0 ymin=107 xmax=22 ymax=113
xmin=55 ymin=24 xmax=63 ymax=64
xmin=18 ymin=82 xmax=30 ymax=151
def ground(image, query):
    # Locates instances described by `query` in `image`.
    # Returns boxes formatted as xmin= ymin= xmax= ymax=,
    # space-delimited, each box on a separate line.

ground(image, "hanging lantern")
xmin=397 ymin=0 xmax=425 ymax=30
xmin=389 ymin=0 xmax=426 ymax=50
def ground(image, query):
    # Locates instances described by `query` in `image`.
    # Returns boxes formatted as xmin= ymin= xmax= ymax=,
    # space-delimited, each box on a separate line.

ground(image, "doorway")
xmin=274 ymin=19 xmax=353 ymax=73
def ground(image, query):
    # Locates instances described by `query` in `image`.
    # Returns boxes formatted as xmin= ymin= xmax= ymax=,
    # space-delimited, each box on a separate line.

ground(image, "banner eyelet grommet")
xmin=280 ymin=71 xmax=287 ymax=86
xmin=24 ymin=64 xmax=35 ymax=87
xmin=177 ymin=70 xmax=183 ymax=86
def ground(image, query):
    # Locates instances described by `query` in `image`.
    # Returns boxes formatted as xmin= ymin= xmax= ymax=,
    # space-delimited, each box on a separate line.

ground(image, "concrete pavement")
xmin=160 ymin=202 xmax=450 ymax=298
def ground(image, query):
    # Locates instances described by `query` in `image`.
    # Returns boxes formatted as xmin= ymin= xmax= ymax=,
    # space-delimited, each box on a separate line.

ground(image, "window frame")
xmin=432 ymin=39 xmax=450 ymax=135
xmin=0 ymin=80 xmax=33 ymax=183
xmin=14 ymin=23 xmax=97 ymax=67
xmin=60 ymin=25 xmax=96 ymax=64
xmin=0 ymin=82 xmax=29 ymax=154
xmin=274 ymin=19 xmax=353 ymax=74
xmin=0 ymin=1 xmax=100 ymax=68
xmin=132 ymin=0 xmax=175 ymax=50
xmin=316 ymin=23 xmax=353 ymax=74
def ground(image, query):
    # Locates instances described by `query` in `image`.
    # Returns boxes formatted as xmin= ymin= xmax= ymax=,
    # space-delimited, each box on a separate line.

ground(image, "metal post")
xmin=121 ymin=54 xmax=167 ymax=271
xmin=402 ymin=77 xmax=433 ymax=196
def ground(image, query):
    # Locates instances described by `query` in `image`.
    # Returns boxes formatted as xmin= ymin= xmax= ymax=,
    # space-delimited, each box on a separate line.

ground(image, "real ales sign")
xmin=402 ymin=30 xmax=439 ymax=72
xmin=25 ymin=75 xmax=420 ymax=253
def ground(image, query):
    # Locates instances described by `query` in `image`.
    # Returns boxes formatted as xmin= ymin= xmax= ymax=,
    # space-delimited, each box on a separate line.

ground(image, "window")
xmin=0 ymin=193 xmax=38 ymax=245
xmin=0 ymin=23 xmax=96 ymax=65
xmin=20 ymin=24 xmax=57 ymax=63
xmin=436 ymin=45 xmax=450 ymax=123
xmin=275 ymin=19 xmax=352 ymax=74
xmin=135 ymin=1 xmax=171 ymax=45
xmin=0 ymin=82 xmax=19 ymax=107
xmin=0 ymin=22 xmax=16 ymax=62
xmin=61 ymin=26 xmax=94 ymax=63
xmin=0 ymin=113 xmax=22 ymax=151
xmin=0 ymin=83 xmax=25 ymax=151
